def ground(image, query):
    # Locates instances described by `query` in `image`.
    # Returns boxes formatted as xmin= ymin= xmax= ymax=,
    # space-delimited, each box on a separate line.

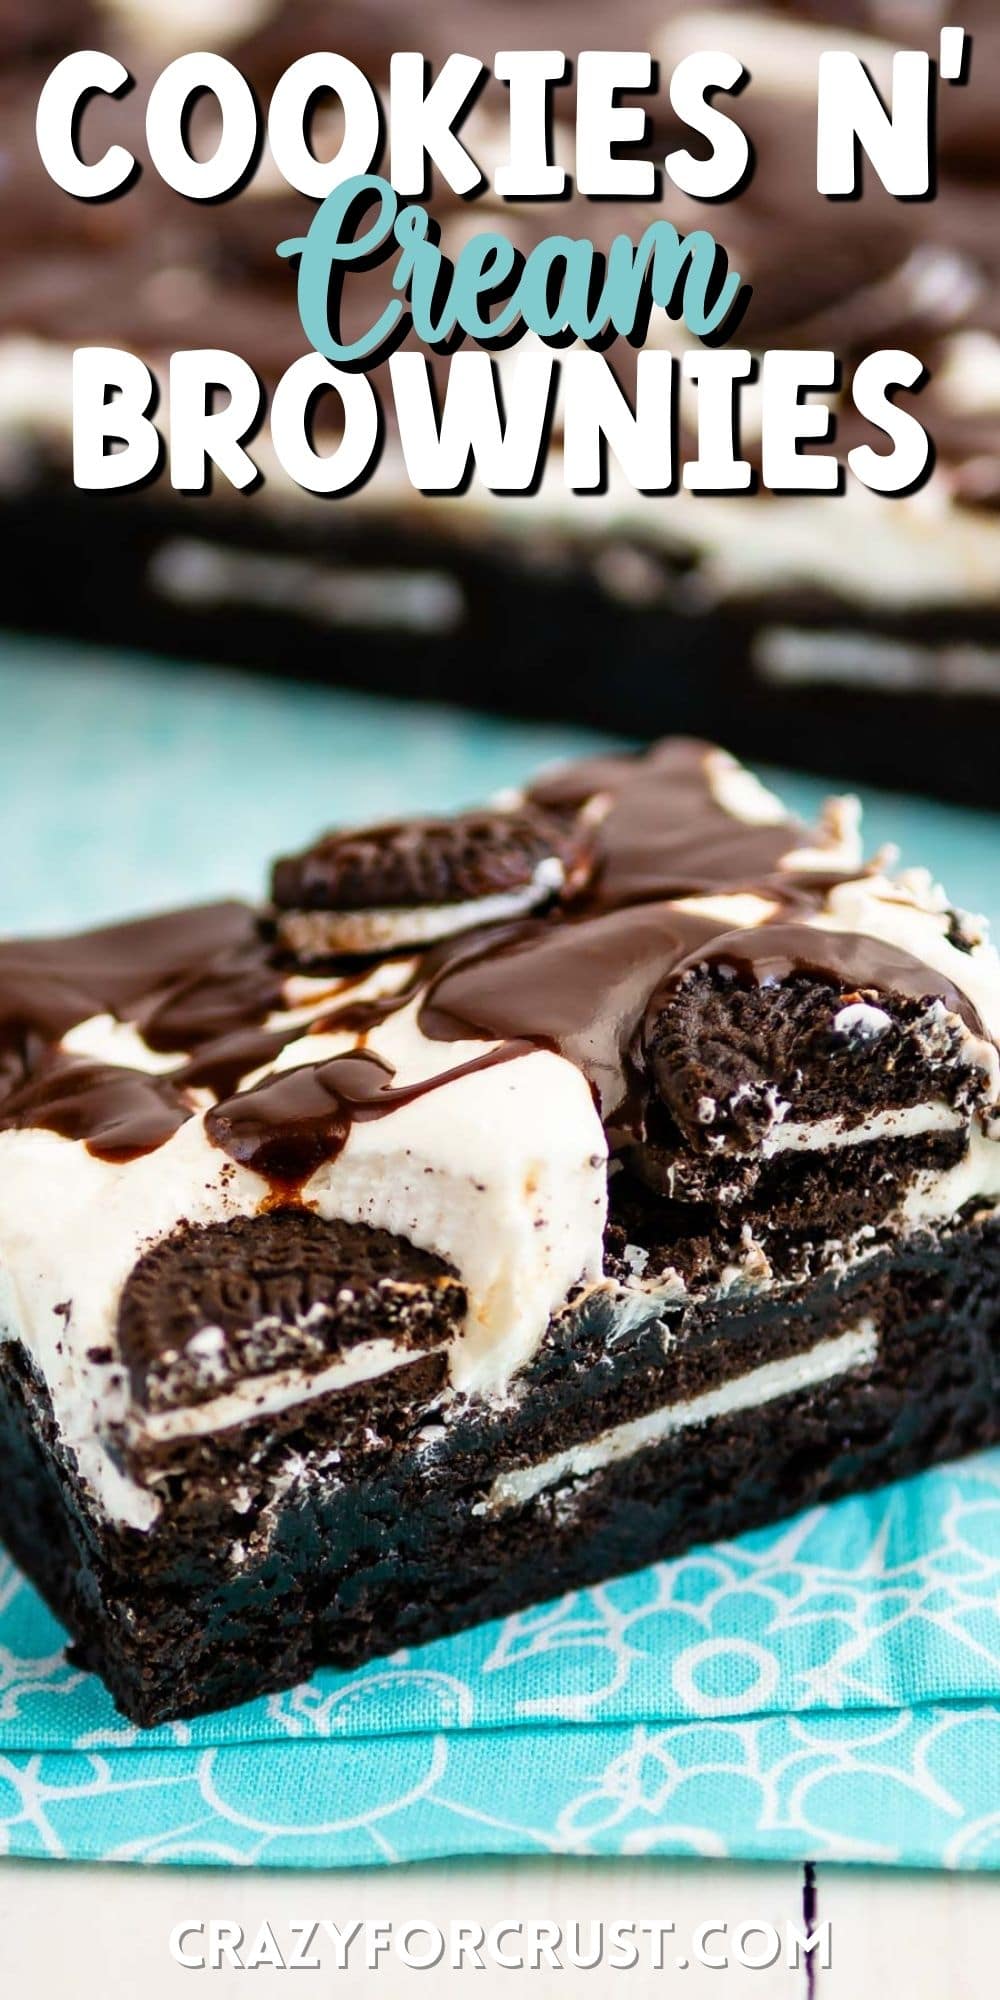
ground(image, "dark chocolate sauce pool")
xmin=0 ymin=1054 xmax=190 ymax=1164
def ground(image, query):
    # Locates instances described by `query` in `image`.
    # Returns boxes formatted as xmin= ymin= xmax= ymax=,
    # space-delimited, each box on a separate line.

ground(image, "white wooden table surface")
xmin=1 ymin=1855 xmax=996 ymax=1995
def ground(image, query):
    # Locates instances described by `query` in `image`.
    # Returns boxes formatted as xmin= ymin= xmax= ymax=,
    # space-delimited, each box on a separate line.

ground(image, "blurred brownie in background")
xmin=1 ymin=1 xmax=999 ymax=801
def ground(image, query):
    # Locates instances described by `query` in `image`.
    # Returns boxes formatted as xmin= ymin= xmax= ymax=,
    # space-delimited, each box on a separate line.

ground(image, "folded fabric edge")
xmin=1 ymin=1703 xmax=998 ymax=1872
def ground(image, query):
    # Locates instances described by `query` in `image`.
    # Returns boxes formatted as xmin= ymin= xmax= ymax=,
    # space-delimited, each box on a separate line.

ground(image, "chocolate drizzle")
xmin=0 ymin=901 xmax=284 ymax=1160
xmin=529 ymin=740 xmax=805 ymax=909
xmin=205 ymin=1043 xmax=533 ymax=1191
xmin=206 ymin=1050 xmax=397 ymax=1187
xmin=0 ymin=740 xmax=991 ymax=1185
xmin=0 ymin=1054 xmax=191 ymax=1164
xmin=419 ymin=905 xmax=723 ymax=1137
xmin=0 ymin=901 xmax=273 ymax=1047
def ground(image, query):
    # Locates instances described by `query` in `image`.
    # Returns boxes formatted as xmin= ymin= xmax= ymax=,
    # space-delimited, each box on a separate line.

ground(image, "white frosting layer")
xmin=903 ymin=1124 xmax=1000 ymax=1232
xmin=780 ymin=796 xmax=864 ymax=877
xmin=101 ymin=0 xmax=274 ymax=51
xmin=150 ymin=539 xmax=466 ymax=638
xmin=754 ymin=627 xmax=1000 ymax=698
xmin=0 ymin=994 xmax=606 ymax=1519
xmin=703 ymin=749 xmax=786 ymax=828
xmin=486 ymin=1318 xmax=879 ymax=1513
xmin=673 ymin=891 xmax=780 ymax=930
xmin=270 ymin=999 xmax=608 ymax=1396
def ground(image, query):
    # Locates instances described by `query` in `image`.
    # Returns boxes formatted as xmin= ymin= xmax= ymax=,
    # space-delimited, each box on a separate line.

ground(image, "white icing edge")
xmin=101 ymin=0 xmax=273 ymax=50
xmin=781 ymin=796 xmax=864 ymax=876
xmin=657 ymin=9 xmax=896 ymax=103
xmin=671 ymin=891 xmax=780 ymax=930
xmin=703 ymin=748 xmax=787 ymax=828
xmin=937 ymin=332 xmax=1000 ymax=417
xmin=62 ymin=1013 xmax=188 ymax=1074
xmin=150 ymin=539 xmax=466 ymax=638
xmin=903 ymin=1123 xmax=1000 ymax=1230
xmin=754 ymin=626 xmax=1000 ymax=698
xmin=485 ymin=1318 xmax=879 ymax=1513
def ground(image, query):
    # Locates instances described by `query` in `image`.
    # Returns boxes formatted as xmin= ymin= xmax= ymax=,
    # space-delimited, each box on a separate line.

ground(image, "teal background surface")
xmin=3 ymin=634 xmax=998 ymax=936
xmin=0 ymin=633 xmax=998 ymax=1870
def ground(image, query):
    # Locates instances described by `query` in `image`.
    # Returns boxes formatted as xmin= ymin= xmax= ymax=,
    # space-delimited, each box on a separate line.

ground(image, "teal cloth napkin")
xmin=1 ymin=635 xmax=998 ymax=1871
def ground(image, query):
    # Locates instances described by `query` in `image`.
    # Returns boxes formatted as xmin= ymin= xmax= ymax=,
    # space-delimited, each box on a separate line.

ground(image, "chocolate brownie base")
xmin=2 ymin=1213 xmax=996 ymax=1728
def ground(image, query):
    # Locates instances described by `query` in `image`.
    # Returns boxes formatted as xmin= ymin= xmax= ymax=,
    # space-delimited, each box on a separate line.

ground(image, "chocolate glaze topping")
xmin=419 ymin=747 xmax=989 ymax=1134
xmin=0 ymin=901 xmax=277 ymax=1050
xmin=0 ymin=741 xmax=991 ymax=1183
xmin=0 ymin=901 xmax=283 ymax=1159
xmin=529 ymin=740 xmax=804 ymax=909
xmin=419 ymin=906 xmax=724 ymax=1140
xmin=0 ymin=1053 xmax=191 ymax=1164
xmin=6 ymin=6 xmax=999 ymax=510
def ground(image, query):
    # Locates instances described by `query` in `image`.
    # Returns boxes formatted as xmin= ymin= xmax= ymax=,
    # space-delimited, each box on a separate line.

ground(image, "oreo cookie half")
xmin=117 ymin=1210 xmax=466 ymax=1414
xmin=269 ymin=802 xmax=595 ymax=960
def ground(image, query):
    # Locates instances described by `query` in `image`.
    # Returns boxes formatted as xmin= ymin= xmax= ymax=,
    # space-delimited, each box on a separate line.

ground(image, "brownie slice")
xmin=1 ymin=736 xmax=999 ymax=1723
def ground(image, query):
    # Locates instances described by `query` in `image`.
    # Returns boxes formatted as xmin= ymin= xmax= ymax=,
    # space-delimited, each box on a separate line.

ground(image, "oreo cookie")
xmin=639 ymin=968 xmax=971 ymax=1163
xmin=271 ymin=803 xmax=594 ymax=959
xmin=117 ymin=1210 xmax=466 ymax=1414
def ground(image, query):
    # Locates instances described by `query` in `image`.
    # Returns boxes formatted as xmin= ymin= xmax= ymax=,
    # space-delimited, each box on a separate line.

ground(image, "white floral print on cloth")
xmin=0 ymin=1454 xmax=998 ymax=1869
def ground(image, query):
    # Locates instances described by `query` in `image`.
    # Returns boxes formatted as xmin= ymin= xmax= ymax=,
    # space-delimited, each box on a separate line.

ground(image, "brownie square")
xmin=1 ymin=737 xmax=998 ymax=1723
